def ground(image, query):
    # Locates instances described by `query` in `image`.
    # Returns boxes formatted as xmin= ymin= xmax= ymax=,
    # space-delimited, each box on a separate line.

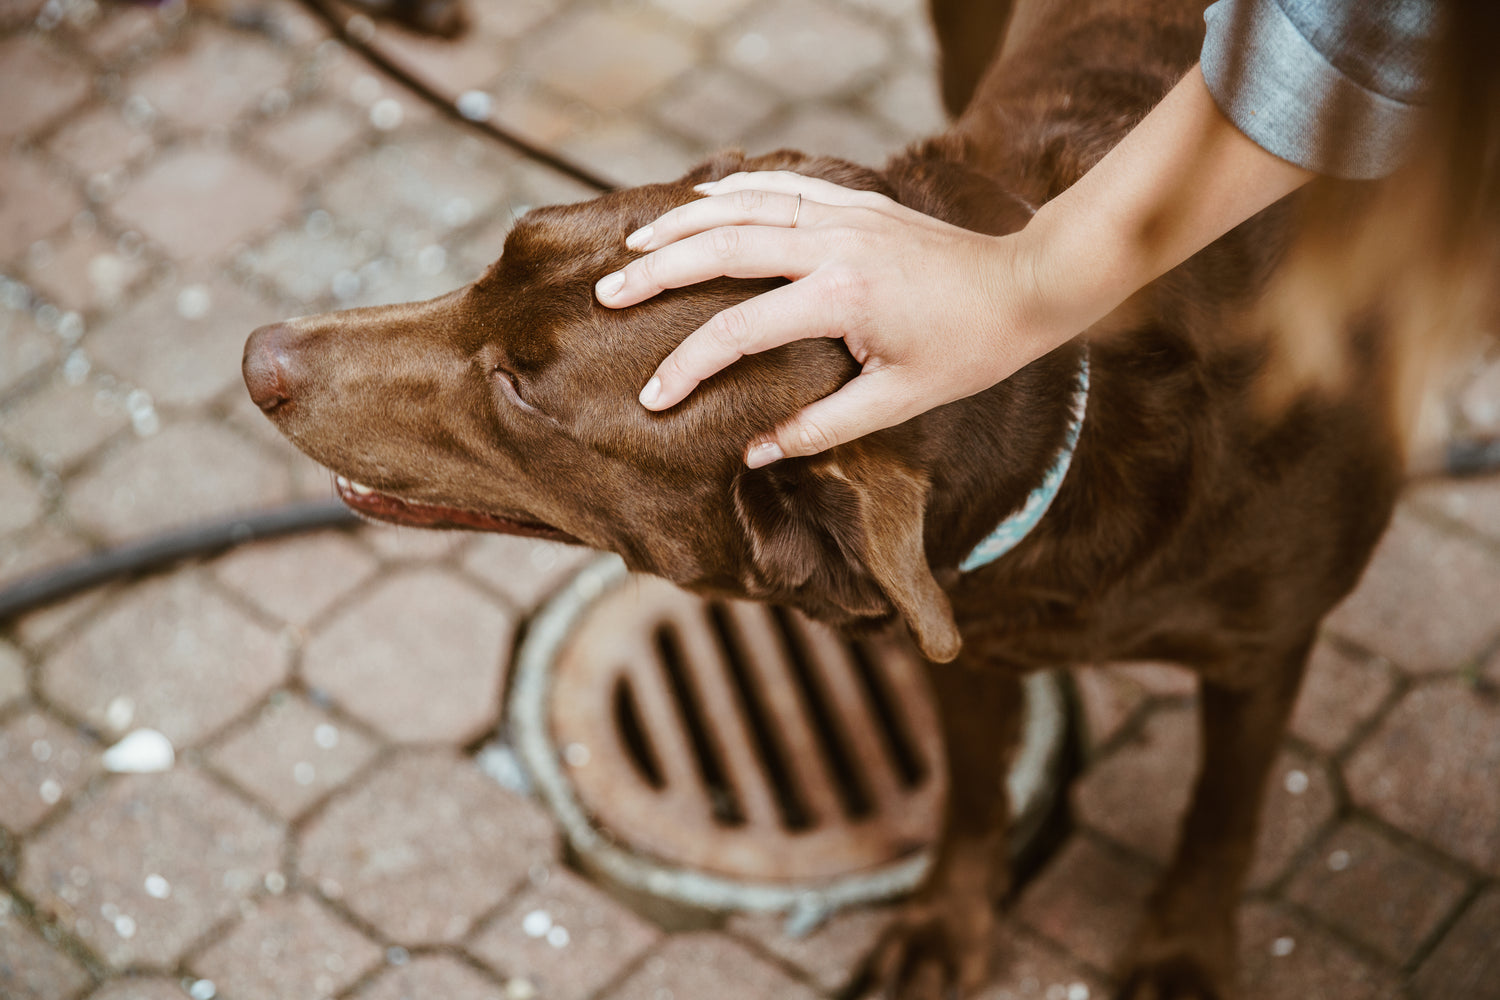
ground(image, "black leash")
xmin=295 ymin=0 xmax=617 ymax=194
xmin=0 ymin=500 xmax=359 ymax=624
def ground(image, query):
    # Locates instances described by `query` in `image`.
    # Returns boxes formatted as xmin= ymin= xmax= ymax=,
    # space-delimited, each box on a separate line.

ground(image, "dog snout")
xmin=243 ymin=322 xmax=300 ymax=412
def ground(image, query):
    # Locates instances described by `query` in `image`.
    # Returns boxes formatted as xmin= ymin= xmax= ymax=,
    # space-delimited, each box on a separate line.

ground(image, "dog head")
xmin=244 ymin=150 xmax=961 ymax=660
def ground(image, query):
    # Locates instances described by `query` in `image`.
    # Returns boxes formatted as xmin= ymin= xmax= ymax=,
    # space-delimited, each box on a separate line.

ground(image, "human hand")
xmin=593 ymin=171 xmax=1068 ymax=467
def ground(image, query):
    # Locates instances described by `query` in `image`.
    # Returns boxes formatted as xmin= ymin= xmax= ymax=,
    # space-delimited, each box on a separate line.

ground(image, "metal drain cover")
xmin=509 ymin=555 xmax=1067 ymax=916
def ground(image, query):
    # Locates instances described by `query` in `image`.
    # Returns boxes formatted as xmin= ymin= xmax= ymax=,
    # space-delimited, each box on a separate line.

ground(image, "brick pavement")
xmin=1 ymin=1 xmax=1498 ymax=998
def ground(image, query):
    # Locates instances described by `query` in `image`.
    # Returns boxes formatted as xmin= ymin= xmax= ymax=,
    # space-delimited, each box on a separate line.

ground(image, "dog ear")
xmin=731 ymin=441 xmax=961 ymax=662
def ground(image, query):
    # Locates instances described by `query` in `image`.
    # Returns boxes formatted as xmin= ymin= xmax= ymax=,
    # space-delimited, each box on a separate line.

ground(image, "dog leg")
xmin=862 ymin=657 xmax=1024 ymax=1000
xmin=927 ymin=0 xmax=1017 ymax=118
xmin=1117 ymin=638 xmax=1313 ymax=1000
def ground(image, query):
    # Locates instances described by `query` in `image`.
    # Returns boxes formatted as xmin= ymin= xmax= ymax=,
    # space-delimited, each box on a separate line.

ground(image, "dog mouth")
xmin=334 ymin=475 xmax=580 ymax=543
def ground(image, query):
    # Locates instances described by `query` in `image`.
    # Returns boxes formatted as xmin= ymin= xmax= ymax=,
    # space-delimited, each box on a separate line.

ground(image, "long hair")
xmin=1254 ymin=0 xmax=1500 ymax=469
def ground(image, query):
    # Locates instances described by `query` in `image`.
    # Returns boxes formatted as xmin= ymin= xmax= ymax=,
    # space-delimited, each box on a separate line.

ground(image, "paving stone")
xmin=508 ymin=158 xmax=611 ymax=213
xmin=1073 ymin=704 xmax=1332 ymax=888
xmin=846 ymin=0 xmax=930 ymax=19
xmin=486 ymin=76 xmax=593 ymax=147
xmin=460 ymin=534 xmax=596 ymax=611
xmin=298 ymin=751 xmax=556 ymax=944
xmin=1324 ymin=508 xmax=1500 ymax=674
xmin=110 ymin=147 xmax=297 ymax=262
xmin=606 ymin=931 xmax=822 ymax=1000
xmin=1344 ymin=679 xmax=1500 ymax=873
xmin=302 ymin=569 xmax=513 ymax=743
xmin=450 ymin=207 xmax=516 ymax=269
xmin=87 ymin=273 xmax=284 ymax=408
xmin=209 ymin=692 xmax=380 ymax=820
xmin=649 ymin=0 xmax=754 ymax=28
xmin=0 ymin=36 xmax=91 ymax=142
xmin=238 ymin=220 xmax=379 ymax=308
xmin=1072 ymin=666 xmax=1148 ymax=752
xmin=0 ymin=523 xmax=102 ymax=649
xmin=46 ymin=105 xmax=157 ymax=179
xmin=0 ymin=457 xmax=43 ymax=535
xmin=334 ymin=249 xmax=469 ymax=310
xmin=729 ymin=904 xmax=891 ymax=994
xmin=1237 ymin=901 xmax=1399 ymax=1000
xmin=1109 ymin=661 xmax=1198 ymax=698
xmin=44 ymin=571 xmax=287 ymax=746
xmin=72 ymin=3 xmax=177 ymax=63
xmin=1073 ymin=704 xmax=1196 ymax=864
xmin=374 ymin=21 xmax=510 ymax=93
xmin=867 ymin=62 xmax=949 ymax=139
xmin=0 ymin=307 xmax=61 ymax=398
xmin=311 ymin=46 xmax=439 ymax=133
xmin=1410 ymin=887 xmax=1500 ymax=1000
xmin=357 ymin=953 xmax=506 ymax=1000
xmin=0 ymin=710 xmax=98 ymax=831
xmin=521 ymin=8 xmax=697 ymax=111
xmin=0 ymin=0 xmax=46 ymax=29
xmin=22 ymin=227 xmax=150 ymax=314
xmin=747 ymin=105 xmax=901 ymax=166
xmin=66 ymin=420 xmax=294 ymax=542
xmin=128 ymin=23 xmax=292 ymax=130
xmin=463 ymin=0 xmax=561 ymax=38
xmin=978 ymin=924 xmax=1113 ymax=1000
xmin=1410 ymin=475 xmax=1500 ymax=543
xmin=0 ymin=641 xmax=26 ymax=710
xmin=1015 ymin=836 xmax=1155 ymax=973
xmin=191 ymin=892 xmax=384 ymax=1000
xmin=1289 ymin=640 xmax=1397 ymax=755
xmin=1245 ymin=748 xmax=1337 ymax=890
xmin=19 ymin=767 xmax=284 ymax=968
xmin=88 ymin=976 xmax=193 ymax=1000
xmin=1 ymin=373 xmax=130 ymax=471
xmin=0 ymin=904 xmax=92 ymax=1000
xmin=320 ymin=134 xmax=514 ymax=253
xmin=213 ymin=531 xmax=379 ymax=629
xmin=557 ymin=119 xmax=700 ymax=188
xmin=1283 ymin=818 xmax=1469 ymax=965
xmin=723 ymin=0 xmax=892 ymax=99
xmin=468 ymin=867 xmax=661 ymax=1000
xmin=250 ymin=101 xmax=367 ymax=175
xmin=1457 ymin=353 xmax=1500 ymax=432
xmin=0 ymin=151 xmax=81 ymax=263
xmin=651 ymin=67 xmax=780 ymax=147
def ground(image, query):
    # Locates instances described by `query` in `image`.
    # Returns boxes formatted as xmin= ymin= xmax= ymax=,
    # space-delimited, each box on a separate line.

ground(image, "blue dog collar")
xmin=960 ymin=352 xmax=1090 ymax=573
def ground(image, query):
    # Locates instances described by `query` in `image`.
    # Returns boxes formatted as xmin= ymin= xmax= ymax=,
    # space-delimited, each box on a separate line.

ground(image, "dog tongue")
xmin=335 ymin=478 xmax=579 ymax=542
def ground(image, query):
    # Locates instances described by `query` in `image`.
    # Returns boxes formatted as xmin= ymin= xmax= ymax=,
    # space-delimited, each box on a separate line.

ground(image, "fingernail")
xmin=595 ymin=271 xmax=624 ymax=299
xmin=625 ymin=225 xmax=653 ymax=250
xmin=693 ymin=181 xmax=718 ymax=194
xmin=638 ymin=376 xmax=661 ymax=407
xmin=745 ymin=440 xmax=785 ymax=469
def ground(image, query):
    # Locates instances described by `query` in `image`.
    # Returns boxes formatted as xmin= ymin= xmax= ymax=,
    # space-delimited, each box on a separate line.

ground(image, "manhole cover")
xmin=509 ymin=555 xmax=1068 ymax=916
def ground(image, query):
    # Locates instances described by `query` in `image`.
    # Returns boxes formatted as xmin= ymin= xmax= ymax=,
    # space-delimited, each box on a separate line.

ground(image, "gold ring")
xmin=791 ymin=192 xmax=802 ymax=229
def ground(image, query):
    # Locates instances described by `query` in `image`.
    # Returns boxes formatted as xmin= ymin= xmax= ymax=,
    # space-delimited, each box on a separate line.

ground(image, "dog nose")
xmin=243 ymin=322 xmax=298 ymax=412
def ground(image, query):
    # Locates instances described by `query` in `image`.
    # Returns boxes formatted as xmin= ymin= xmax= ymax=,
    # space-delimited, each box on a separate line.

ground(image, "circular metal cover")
xmin=510 ymin=555 xmax=1067 ymax=915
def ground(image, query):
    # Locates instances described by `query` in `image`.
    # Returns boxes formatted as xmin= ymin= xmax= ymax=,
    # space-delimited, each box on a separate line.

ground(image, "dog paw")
xmin=1114 ymin=955 xmax=1231 ymax=1000
xmin=852 ymin=901 xmax=992 ymax=1000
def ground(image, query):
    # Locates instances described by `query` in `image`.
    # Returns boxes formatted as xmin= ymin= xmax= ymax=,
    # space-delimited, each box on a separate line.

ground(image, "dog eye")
xmin=493 ymin=366 xmax=540 ymax=415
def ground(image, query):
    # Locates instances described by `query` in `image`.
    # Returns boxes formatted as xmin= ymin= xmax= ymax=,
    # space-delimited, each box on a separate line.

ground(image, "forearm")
xmin=1012 ymin=65 xmax=1315 ymax=344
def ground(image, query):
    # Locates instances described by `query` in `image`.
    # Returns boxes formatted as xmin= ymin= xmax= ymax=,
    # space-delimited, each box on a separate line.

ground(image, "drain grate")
xmin=509 ymin=555 xmax=1067 ymax=916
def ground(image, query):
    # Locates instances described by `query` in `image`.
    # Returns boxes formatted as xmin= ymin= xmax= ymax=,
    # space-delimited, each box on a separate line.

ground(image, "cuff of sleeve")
xmin=1201 ymin=0 xmax=1420 ymax=179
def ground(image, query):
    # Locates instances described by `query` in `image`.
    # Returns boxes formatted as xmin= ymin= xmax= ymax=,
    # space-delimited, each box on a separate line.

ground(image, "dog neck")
xmin=959 ymin=349 xmax=1089 ymax=571
xmin=875 ymin=151 xmax=1096 ymax=575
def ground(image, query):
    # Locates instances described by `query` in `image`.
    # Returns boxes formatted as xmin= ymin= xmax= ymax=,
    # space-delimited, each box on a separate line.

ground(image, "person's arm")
xmin=596 ymin=66 xmax=1313 ymax=468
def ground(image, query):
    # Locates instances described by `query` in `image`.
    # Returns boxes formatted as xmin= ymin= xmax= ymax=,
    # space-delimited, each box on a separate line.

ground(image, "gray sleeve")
xmin=1200 ymin=0 xmax=1438 ymax=179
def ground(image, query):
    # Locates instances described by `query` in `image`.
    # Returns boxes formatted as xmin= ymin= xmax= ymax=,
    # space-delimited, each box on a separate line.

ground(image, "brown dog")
xmin=243 ymin=1 xmax=1404 ymax=996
